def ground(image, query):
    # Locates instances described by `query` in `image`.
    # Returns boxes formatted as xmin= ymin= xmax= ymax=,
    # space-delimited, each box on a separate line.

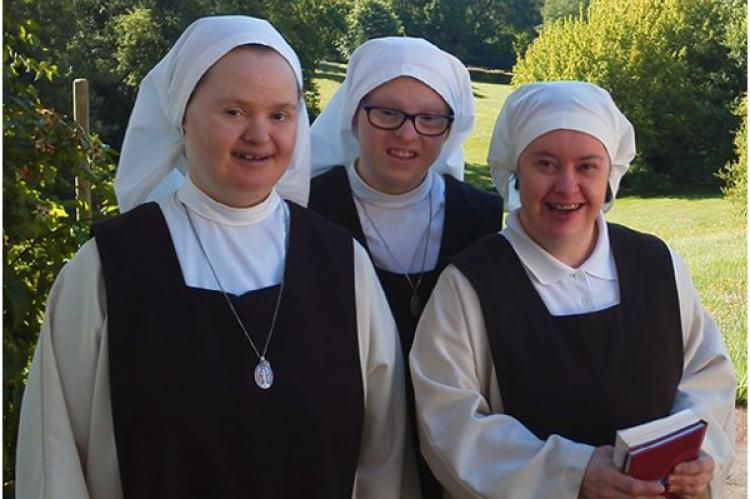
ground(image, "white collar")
xmin=346 ymin=160 xmax=434 ymax=209
xmin=176 ymin=175 xmax=281 ymax=226
xmin=503 ymin=210 xmax=616 ymax=285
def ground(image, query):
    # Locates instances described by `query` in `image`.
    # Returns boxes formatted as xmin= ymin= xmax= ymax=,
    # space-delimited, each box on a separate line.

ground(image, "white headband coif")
xmin=115 ymin=15 xmax=311 ymax=212
xmin=487 ymin=81 xmax=636 ymax=211
xmin=310 ymin=36 xmax=474 ymax=180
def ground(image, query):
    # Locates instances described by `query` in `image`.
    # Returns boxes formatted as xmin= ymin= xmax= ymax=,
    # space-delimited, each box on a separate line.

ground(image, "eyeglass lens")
xmin=366 ymin=107 xmax=452 ymax=136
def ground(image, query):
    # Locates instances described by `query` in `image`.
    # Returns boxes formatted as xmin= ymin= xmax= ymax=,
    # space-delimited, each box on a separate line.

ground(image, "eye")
xmin=271 ymin=112 xmax=288 ymax=121
xmin=536 ymin=159 xmax=555 ymax=170
xmin=225 ymin=108 xmax=244 ymax=118
xmin=579 ymin=162 xmax=599 ymax=172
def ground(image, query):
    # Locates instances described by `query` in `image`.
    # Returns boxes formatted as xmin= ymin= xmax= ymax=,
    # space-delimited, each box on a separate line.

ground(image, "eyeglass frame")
xmin=360 ymin=104 xmax=455 ymax=137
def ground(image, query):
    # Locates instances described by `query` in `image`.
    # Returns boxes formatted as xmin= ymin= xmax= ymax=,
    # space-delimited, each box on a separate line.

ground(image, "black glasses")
xmin=361 ymin=105 xmax=454 ymax=136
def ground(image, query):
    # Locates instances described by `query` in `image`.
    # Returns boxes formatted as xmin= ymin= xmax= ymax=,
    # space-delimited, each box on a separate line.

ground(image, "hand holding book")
xmin=613 ymin=409 xmax=711 ymax=498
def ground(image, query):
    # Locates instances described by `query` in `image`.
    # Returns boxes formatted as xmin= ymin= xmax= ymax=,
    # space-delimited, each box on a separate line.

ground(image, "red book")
xmin=614 ymin=409 xmax=708 ymax=499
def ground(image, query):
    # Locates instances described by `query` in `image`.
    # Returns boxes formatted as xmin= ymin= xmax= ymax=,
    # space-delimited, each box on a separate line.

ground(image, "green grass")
xmin=608 ymin=196 xmax=747 ymax=404
xmin=314 ymin=64 xmax=747 ymax=404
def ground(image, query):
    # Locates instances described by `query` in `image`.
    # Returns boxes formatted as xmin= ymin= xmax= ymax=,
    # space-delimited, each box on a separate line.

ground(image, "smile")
xmin=387 ymin=148 xmax=417 ymax=160
xmin=233 ymin=152 xmax=271 ymax=161
xmin=547 ymin=203 xmax=583 ymax=212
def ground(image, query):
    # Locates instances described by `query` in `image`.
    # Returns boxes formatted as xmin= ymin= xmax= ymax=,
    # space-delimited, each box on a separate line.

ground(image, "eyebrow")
xmin=530 ymin=150 xmax=606 ymax=161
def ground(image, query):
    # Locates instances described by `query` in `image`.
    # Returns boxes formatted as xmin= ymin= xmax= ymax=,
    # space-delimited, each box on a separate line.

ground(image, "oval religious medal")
xmin=254 ymin=357 xmax=273 ymax=389
xmin=410 ymin=292 xmax=422 ymax=317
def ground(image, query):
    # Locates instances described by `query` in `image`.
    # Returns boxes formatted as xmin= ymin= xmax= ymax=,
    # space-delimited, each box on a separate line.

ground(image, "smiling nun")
xmin=410 ymin=81 xmax=735 ymax=498
xmin=307 ymin=37 xmax=504 ymax=498
xmin=16 ymin=16 xmax=417 ymax=499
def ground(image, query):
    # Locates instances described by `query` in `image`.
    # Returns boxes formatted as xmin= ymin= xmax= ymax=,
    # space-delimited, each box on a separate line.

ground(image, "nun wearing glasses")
xmin=410 ymin=81 xmax=735 ymax=498
xmin=16 ymin=16 xmax=418 ymax=499
xmin=308 ymin=37 xmax=503 ymax=497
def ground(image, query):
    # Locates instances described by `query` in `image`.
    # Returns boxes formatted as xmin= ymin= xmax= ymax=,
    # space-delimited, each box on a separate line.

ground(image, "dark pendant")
xmin=410 ymin=292 xmax=422 ymax=317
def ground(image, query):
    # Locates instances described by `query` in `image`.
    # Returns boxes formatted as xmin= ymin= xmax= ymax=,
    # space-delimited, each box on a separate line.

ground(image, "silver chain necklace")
xmin=182 ymin=202 xmax=286 ymax=390
xmin=354 ymin=190 xmax=433 ymax=317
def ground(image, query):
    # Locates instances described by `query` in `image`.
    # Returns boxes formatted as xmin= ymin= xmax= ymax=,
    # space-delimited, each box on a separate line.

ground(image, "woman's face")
xmin=516 ymin=129 xmax=610 ymax=265
xmin=353 ymin=77 xmax=451 ymax=194
xmin=183 ymin=46 xmax=299 ymax=208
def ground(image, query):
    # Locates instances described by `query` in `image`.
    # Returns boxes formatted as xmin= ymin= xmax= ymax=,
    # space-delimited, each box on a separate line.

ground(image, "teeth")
xmin=388 ymin=148 xmax=417 ymax=159
xmin=234 ymin=152 xmax=268 ymax=160
xmin=550 ymin=203 xmax=581 ymax=211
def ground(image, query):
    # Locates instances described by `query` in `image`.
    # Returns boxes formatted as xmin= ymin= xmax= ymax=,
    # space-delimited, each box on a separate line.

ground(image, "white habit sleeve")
xmin=669 ymin=250 xmax=736 ymax=498
xmin=351 ymin=242 xmax=421 ymax=499
xmin=15 ymin=239 xmax=122 ymax=499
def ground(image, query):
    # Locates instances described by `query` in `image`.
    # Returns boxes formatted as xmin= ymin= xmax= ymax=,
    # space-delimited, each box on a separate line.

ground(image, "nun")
xmin=307 ymin=37 xmax=504 ymax=497
xmin=16 ymin=16 xmax=417 ymax=499
xmin=410 ymin=81 xmax=735 ymax=498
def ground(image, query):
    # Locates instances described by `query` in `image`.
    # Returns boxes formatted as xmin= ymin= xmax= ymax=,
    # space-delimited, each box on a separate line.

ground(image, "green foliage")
xmin=341 ymin=0 xmax=405 ymax=58
xmin=718 ymin=96 xmax=747 ymax=215
xmin=395 ymin=0 xmax=542 ymax=69
xmin=513 ymin=0 xmax=746 ymax=190
xmin=3 ymin=13 xmax=117 ymax=496
xmin=112 ymin=7 xmax=170 ymax=88
xmin=541 ymin=0 xmax=589 ymax=24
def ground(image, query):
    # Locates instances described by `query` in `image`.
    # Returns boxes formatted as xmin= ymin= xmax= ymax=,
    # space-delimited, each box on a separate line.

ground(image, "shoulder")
xmin=287 ymin=200 xmax=355 ymax=246
xmin=92 ymin=202 xmax=162 ymax=239
xmin=50 ymin=238 xmax=106 ymax=313
xmin=443 ymin=174 xmax=504 ymax=229
xmin=309 ymin=166 xmax=348 ymax=199
xmin=607 ymin=222 xmax=670 ymax=254
xmin=452 ymin=232 xmax=509 ymax=272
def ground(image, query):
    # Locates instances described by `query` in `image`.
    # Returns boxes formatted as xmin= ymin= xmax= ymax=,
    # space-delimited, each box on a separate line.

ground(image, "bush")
xmin=3 ymin=14 xmax=117 ymax=496
xmin=513 ymin=0 xmax=746 ymax=191
xmin=718 ymin=95 xmax=747 ymax=215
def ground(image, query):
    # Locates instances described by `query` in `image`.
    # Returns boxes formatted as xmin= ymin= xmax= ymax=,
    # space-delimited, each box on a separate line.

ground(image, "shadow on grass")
xmin=472 ymin=84 xmax=488 ymax=99
xmin=464 ymin=163 xmax=495 ymax=192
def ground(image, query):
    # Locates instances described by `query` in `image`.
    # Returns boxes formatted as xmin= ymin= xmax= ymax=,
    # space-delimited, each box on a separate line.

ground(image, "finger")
xmin=614 ymin=474 xmax=665 ymax=496
xmin=668 ymin=471 xmax=712 ymax=487
xmin=673 ymin=456 xmax=714 ymax=475
xmin=667 ymin=477 xmax=708 ymax=497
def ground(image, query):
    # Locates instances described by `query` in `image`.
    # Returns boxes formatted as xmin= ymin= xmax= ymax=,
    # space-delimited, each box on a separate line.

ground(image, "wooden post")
xmin=73 ymin=78 xmax=92 ymax=220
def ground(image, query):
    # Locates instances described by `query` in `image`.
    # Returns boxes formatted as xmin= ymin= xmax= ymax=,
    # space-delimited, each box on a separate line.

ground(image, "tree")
xmin=341 ymin=0 xmax=405 ymax=58
xmin=718 ymin=96 xmax=747 ymax=215
xmin=513 ymin=0 xmax=746 ymax=190
xmin=541 ymin=0 xmax=589 ymax=24
xmin=396 ymin=0 xmax=542 ymax=69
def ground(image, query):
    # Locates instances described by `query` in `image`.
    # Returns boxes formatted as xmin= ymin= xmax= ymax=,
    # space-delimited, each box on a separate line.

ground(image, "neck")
xmin=188 ymin=173 xmax=270 ymax=209
xmin=520 ymin=217 xmax=598 ymax=268
xmin=354 ymin=159 xmax=427 ymax=195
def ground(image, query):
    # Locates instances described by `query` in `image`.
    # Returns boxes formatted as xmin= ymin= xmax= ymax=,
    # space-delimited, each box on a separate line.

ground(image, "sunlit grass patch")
xmin=608 ymin=197 xmax=747 ymax=404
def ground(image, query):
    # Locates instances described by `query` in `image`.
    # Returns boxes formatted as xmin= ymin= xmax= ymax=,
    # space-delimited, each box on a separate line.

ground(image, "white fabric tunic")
xmin=16 ymin=178 xmax=419 ymax=499
xmin=410 ymin=210 xmax=735 ymax=499
xmin=347 ymin=163 xmax=445 ymax=273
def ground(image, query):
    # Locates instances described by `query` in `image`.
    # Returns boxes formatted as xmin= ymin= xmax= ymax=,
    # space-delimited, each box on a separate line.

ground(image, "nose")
xmin=394 ymin=117 xmax=419 ymax=140
xmin=241 ymin=117 xmax=270 ymax=144
xmin=554 ymin=167 xmax=579 ymax=194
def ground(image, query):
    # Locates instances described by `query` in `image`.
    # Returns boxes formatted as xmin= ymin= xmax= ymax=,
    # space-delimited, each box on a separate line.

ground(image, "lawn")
xmin=313 ymin=64 xmax=747 ymax=404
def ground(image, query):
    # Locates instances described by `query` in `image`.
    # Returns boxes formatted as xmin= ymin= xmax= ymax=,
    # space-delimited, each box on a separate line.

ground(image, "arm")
xmin=351 ymin=242 xmax=420 ymax=499
xmin=410 ymin=265 xmax=595 ymax=499
xmin=667 ymin=250 xmax=736 ymax=498
xmin=15 ymin=240 xmax=122 ymax=499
